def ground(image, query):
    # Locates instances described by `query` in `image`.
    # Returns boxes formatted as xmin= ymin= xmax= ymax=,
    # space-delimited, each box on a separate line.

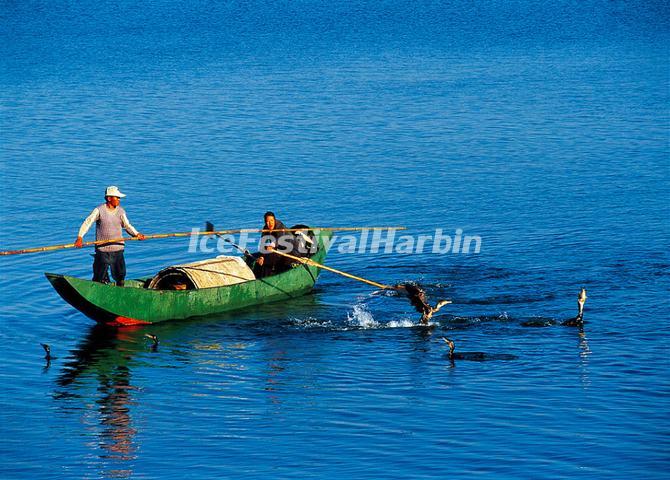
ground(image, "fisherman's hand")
xmin=257 ymin=256 xmax=264 ymax=266
xmin=136 ymin=233 xmax=146 ymax=241
xmin=74 ymin=236 xmax=83 ymax=248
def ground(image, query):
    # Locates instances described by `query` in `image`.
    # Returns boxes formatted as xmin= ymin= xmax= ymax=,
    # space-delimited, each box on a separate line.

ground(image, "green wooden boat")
xmin=46 ymin=228 xmax=331 ymax=326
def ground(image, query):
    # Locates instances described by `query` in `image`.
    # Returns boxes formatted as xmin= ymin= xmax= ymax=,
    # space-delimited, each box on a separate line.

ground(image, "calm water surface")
xmin=1 ymin=1 xmax=669 ymax=478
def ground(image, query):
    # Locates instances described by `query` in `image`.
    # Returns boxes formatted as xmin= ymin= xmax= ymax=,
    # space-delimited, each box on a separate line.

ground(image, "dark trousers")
xmin=93 ymin=250 xmax=126 ymax=286
xmin=250 ymin=252 xmax=281 ymax=278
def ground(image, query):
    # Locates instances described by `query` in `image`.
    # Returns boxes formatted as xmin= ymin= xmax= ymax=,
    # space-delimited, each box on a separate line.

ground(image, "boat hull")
xmin=46 ymin=229 xmax=330 ymax=326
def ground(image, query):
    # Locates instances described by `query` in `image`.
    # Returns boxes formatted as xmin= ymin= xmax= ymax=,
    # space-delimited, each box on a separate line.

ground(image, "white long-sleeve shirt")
xmin=78 ymin=206 xmax=139 ymax=239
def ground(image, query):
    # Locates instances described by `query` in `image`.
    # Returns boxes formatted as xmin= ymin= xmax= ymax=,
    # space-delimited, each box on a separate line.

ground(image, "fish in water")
xmin=399 ymin=283 xmax=451 ymax=325
xmin=562 ymin=288 xmax=587 ymax=327
xmin=145 ymin=334 xmax=159 ymax=351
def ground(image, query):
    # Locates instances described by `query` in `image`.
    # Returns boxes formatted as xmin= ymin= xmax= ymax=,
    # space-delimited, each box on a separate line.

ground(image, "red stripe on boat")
xmin=109 ymin=316 xmax=151 ymax=327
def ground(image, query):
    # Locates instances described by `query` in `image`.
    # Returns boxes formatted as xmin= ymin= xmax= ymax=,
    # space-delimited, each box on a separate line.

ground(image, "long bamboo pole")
xmin=0 ymin=226 xmax=406 ymax=256
xmin=272 ymin=249 xmax=396 ymax=291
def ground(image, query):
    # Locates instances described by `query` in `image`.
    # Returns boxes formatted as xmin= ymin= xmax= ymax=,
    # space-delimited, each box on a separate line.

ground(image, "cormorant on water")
xmin=399 ymin=283 xmax=452 ymax=325
xmin=40 ymin=343 xmax=56 ymax=363
xmin=521 ymin=288 xmax=588 ymax=327
xmin=562 ymin=288 xmax=587 ymax=327
xmin=443 ymin=337 xmax=455 ymax=358
xmin=144 ymin=334 xmax=159 ymax=351
xmin=442 ymin=337 xmax=485 ymax=360
xmin=441 ymin=337 xmax=517 ymax=362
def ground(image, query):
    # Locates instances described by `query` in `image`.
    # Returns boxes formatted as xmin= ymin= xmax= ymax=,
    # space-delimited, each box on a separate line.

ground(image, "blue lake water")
xmin=1 ymin=1 xmax=669 ymax=478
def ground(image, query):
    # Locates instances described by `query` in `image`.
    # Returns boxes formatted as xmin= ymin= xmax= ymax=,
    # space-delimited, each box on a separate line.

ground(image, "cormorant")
xmin=521 ymin=288 xmax=588 ymax=327
xmin=40 ymin=343 xmax=54 ymax=361
xmin=400 ymin=283 xmax=451 ymax=325
xmin=442 ymin=337 xmax=485 ymax=360
xmin=562 ymin=288 xmax=587 ymax=327
xmin=441 ymin=337 xmax=516 ymax=361
xmin=144 ymin=334 xmax=159 ymax=351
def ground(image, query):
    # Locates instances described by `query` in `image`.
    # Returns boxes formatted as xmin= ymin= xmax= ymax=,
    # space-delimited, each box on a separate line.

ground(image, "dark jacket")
xmin=263 ymin=219 xmax=289 ymax=245
xmin=256 ymin=219 xmax=291 ymax=277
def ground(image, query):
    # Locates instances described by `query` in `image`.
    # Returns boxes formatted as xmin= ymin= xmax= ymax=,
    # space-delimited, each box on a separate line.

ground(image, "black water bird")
xmin=443 ymin=337 xmax=455 ymax=358
xmin=441 ymin=337 xmax=516 ymax=362
xmin=400 ymin=283 xmax=451 ymax=325
xmin=442 ymin=337 xmax=485 ymax=361
xmin=144 ymin=334 xmax=159 ymax=350
xmin=40 ymin=343 xmax=55 ymax=361
xmin=520 ymin=317 xmax=556 ymax=327
xmin=521 ymin=288 xmax=588 ymax=327
xmin=562 ymin=288 xmax=587 ymax=327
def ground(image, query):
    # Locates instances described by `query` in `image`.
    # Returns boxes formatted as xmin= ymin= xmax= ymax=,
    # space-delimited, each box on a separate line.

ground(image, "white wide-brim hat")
xmin=105 ymin=186 xmax=126 ymax=198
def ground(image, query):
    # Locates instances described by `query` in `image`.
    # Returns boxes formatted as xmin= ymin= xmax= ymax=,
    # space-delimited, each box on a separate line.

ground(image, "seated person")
xmin=254 ymin=211 xmax=290 ymax=277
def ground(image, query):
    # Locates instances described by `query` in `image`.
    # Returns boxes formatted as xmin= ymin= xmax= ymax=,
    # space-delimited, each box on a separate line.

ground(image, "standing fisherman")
xmin=74 ymin=186 xmax=145 ymax=286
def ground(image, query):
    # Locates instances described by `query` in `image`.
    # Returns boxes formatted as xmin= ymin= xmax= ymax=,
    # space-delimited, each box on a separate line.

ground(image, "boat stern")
xmin=44 ymin=273 xmax=151 ymax=326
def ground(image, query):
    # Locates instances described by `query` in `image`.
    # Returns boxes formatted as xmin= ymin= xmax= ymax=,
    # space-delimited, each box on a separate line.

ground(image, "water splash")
xmin=387 ymin=318 xmax=420 ymax=328
xmin=346 ymin=304 xmax=380 ymax=329
xmin=289 ymin=317 xmax=334 ymax=330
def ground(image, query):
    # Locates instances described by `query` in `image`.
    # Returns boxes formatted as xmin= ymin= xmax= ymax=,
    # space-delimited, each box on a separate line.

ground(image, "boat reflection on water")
xmin=96 ymin=365 xmax=137 ymax=464
xmin=55 ymin=325 xmax=143 ymax=478
xmin=50 ymin=296 xmax=324 ymax=478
